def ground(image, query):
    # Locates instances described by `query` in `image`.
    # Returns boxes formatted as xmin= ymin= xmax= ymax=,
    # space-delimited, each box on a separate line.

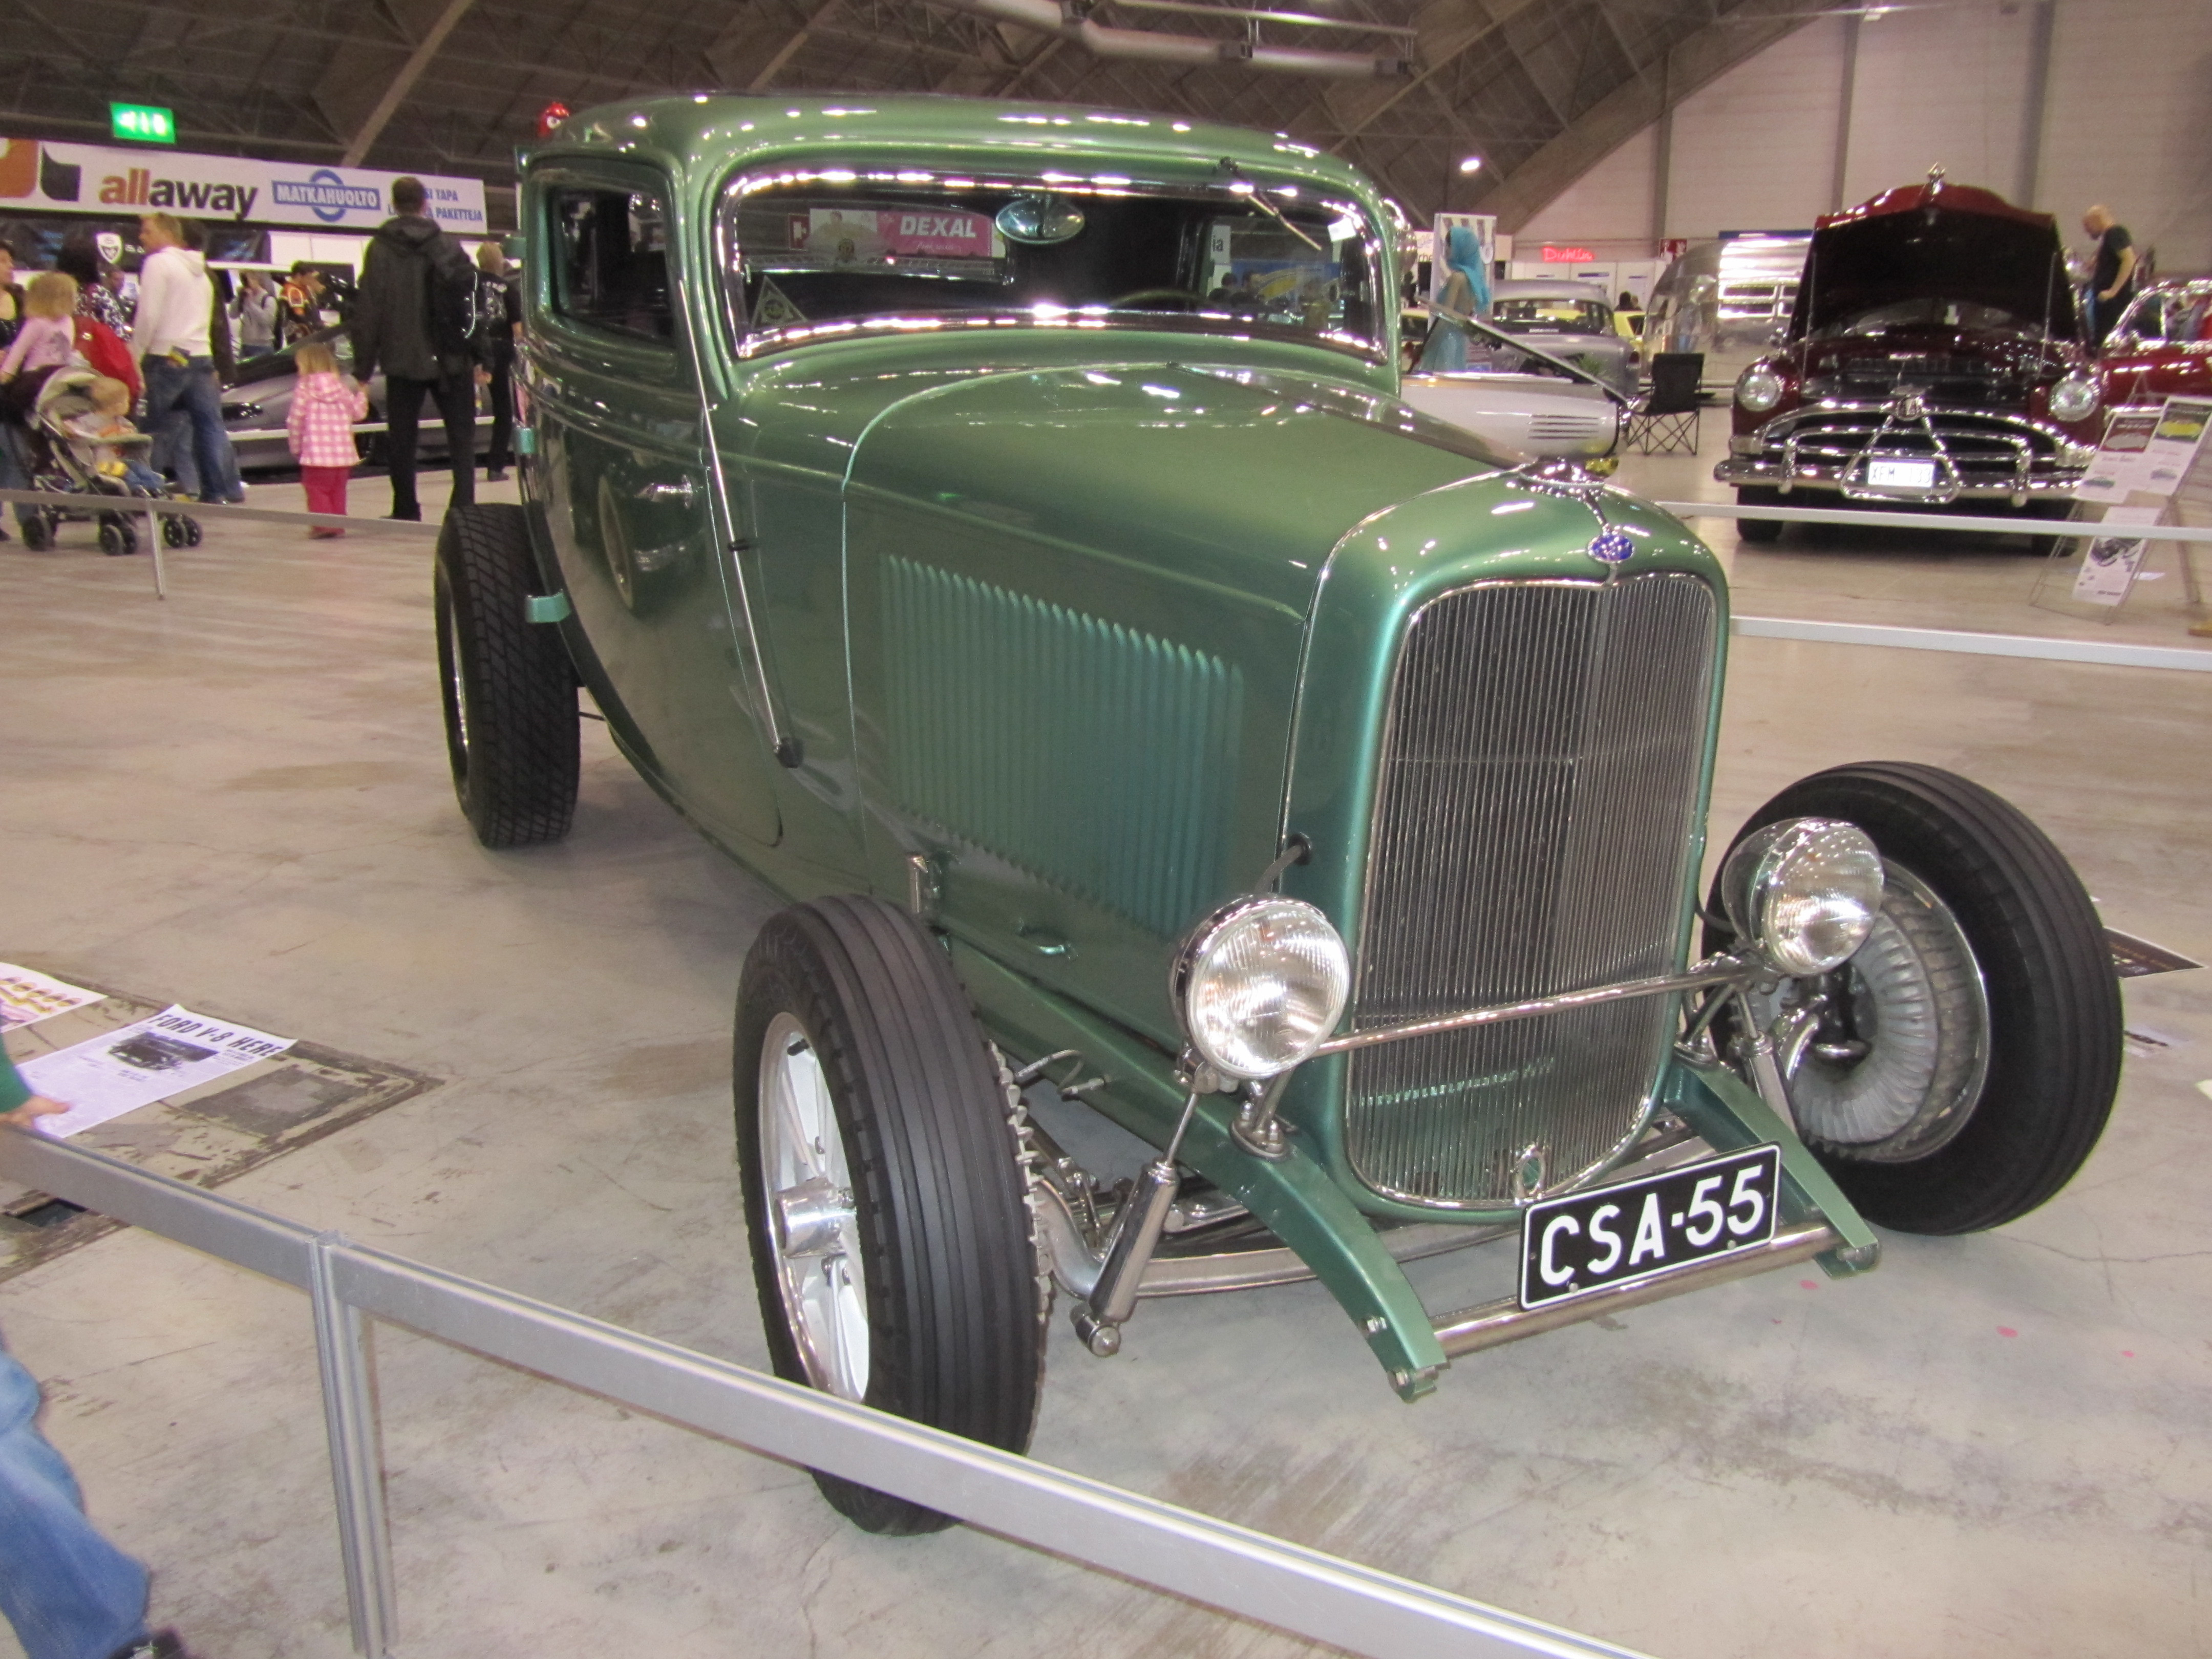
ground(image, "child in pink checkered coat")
xmin=285 ymin=340 xmax=368 ymax=539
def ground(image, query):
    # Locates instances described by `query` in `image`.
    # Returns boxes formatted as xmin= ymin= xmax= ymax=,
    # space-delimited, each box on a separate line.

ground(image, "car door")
xmin=529 ymin=169 xmax=780 ymax=847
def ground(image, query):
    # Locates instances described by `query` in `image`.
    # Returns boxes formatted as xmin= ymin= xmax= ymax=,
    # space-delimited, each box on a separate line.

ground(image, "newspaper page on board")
xmin=19 ymin=1006 xmax=295 ymax=1138
xmin=2075 ymin=407 xmax=2160 ymax=503
xmin=2071 ymin=503 xmax=2164 ymax=605
xmin=2137 ymin=398 xmax=2212 ymax=497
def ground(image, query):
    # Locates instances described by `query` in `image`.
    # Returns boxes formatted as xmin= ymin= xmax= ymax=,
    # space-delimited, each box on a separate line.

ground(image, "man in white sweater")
xmin=135 ymin=213 xmax=241 ymax=504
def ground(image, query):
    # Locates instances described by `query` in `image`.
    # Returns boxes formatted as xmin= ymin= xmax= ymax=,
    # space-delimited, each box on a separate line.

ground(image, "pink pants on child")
xmin=302 ymin=465 xmax=351 ymax=523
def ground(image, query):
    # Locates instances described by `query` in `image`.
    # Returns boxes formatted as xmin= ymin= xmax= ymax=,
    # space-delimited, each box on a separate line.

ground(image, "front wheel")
xmin=434 ymin=503 xmax=579 ymax=847
xmin=1735 ymin=486 xmax=1785 ymax=543
xmin=1709 ymin=762 xmax=2120 ymax=1233
xmin=735 ymin=896 xmax=1044 ymax=1535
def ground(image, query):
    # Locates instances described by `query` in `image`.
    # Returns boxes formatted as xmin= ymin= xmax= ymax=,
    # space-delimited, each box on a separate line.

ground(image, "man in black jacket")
xmin=351 ymin=177 xmax=483 ymax=520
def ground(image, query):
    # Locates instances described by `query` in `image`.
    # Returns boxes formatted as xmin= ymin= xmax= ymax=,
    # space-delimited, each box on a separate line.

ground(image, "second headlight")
xmin=1719 ymin=818 xmax=1885 ymax=978
xmin=1173 ymin=896 xmax=1350 ymax=1081
xmin=2048 ymin=374 xmax=2100 ymax=423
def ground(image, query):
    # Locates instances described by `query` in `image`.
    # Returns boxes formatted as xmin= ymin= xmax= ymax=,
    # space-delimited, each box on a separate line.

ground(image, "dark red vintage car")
xmin=1717 ymin=172 xmax=2103 ymax=541
xmin=2098 ymin=279 xmax=2212 ymax=411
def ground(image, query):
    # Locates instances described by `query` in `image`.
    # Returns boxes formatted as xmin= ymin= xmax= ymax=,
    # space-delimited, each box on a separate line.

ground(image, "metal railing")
xmin=9 ymin=484 xmax=2205 ymax=669
xmin=0 ymin=1128 xmax=1651 ymax=1659
xmin=1 ymin=486 xmax=438 ymax=600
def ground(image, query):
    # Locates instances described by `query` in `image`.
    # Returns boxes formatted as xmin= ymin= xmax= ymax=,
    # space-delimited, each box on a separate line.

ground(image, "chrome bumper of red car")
xmin=1716 ymin=399 xmax=2094 ymax=505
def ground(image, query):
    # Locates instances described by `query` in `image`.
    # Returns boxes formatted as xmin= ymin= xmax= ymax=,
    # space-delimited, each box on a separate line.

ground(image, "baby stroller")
xmin=17 ymin=364 xmax=201 ymax=555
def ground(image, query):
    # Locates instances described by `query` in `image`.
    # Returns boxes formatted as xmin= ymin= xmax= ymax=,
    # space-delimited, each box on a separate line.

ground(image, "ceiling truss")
xmin=0 ymin=0 xmax=1844 ymax=229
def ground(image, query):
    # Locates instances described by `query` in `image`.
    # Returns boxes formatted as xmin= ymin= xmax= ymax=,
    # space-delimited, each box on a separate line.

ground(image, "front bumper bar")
xmin=1430 ymin=1218 xmax=1840 ymax=1357
xmin=1715 ymin=455 xmax=2082 ymax=503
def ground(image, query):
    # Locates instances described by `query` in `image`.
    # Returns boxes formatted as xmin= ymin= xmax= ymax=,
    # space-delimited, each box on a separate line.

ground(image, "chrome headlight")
xmin=1172 ymin=896 xmax=1350 ymax=1081
xmin=2048 ymin=375 xmax=2100 ymax=422
xmin=1736 ymin=364 xmax=1786 ymax=414
xmin=1719 ymin=818 xmax=1885 ymax=978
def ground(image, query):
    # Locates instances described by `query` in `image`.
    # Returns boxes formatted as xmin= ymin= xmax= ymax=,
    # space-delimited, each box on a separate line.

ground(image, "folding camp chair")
xmin=1625 ymin=352 xmax=1704 ymax=454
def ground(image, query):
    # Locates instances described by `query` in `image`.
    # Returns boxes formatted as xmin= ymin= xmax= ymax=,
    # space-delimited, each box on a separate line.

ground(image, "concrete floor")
xmin=1 ymin=436 xmax=2208 ymax=1659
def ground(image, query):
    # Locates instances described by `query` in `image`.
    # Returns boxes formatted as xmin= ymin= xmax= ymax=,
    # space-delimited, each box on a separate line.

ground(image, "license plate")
xmin=1519 ymin=1144 xmax=1781 ymax=1311
xmin=1867 ymin=458 xmax=1937 ymax=489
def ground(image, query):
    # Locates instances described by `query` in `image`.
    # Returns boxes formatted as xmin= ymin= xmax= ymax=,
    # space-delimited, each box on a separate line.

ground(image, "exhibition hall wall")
xmin=1517 ymin=0 xmax=2212 ymax=270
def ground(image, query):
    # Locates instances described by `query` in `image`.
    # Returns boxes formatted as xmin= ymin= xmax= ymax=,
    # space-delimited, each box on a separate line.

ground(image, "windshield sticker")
xmin=801 ymin=207 xmax=996 ymax=262
xmin=753 ymin=276 xmax=807 ymax=330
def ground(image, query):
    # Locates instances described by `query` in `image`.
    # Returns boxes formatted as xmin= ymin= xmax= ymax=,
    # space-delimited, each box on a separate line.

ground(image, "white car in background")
xmin=1401 ymin=311 xmax=1627 ymax=469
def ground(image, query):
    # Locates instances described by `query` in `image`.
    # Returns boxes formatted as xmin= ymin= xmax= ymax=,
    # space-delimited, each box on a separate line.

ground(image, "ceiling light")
xmin=1458 ymin=155 xmax=1483 ymax=174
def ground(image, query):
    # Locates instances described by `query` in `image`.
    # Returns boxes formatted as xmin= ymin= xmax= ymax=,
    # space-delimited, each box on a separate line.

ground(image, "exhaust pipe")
xmin=935 ymin=0 xmax=1411 ymax=78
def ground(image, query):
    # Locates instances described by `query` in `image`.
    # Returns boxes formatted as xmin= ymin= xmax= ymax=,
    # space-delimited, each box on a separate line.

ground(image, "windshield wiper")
xmin=1428 ymin=303 xmax=1631 ymax=408
xmin=1217 ymin=158 xmax=1325 ymax=253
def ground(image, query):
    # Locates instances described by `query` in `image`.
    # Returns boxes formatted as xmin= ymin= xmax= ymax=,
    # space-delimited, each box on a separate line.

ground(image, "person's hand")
xmin=474 ymin=366 xmax=492 ymax=388
xmin=1 ymin=1096 xmax=68 ymax=1132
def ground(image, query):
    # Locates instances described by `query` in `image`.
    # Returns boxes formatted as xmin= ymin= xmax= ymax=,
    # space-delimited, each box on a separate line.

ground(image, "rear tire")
xmin=1735 ymin=487 xmax=1785 ymax=544
xmin=735 ymin=896 xmax=1045 ymax=1535
xmin=1709 ymin=762 xmax=2120 ymax=1233
xmin=434 ymin=502 xmax=579 ymax=847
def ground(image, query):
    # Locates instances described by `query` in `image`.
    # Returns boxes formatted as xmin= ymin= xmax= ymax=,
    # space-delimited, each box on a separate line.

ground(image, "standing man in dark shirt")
xmin=351 ymin=177 xmax=484 ymax=521
xmin=2082 ymin=205 xmax=2137 ymax=347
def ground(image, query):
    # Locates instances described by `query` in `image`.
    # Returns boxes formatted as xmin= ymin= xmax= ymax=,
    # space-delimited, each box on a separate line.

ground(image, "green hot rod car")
xmin=433 ymin=95 xmax=2121 ymax=1534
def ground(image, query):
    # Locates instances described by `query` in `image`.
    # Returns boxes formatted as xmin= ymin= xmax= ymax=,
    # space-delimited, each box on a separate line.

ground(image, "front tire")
xmin=1710 ymin=762 xmax=2120 ymax=1233
xmin=434 ymin=503 xmax=579 ymax=847
xmin=735 ymin=897 xmax=1044 ymax=1535
xmin=1735 ymin=486 xmax=1785 ymax=544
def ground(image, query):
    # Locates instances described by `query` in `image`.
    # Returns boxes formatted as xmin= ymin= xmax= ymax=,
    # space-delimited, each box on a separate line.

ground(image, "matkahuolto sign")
xmin=0 ymin=135 xmax=486 ymax=232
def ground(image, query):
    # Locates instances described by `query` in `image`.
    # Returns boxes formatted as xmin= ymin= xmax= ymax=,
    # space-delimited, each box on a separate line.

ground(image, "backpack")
xmin=73 ymin=314 xmax=140 ymax=403
xmin=424 ymin=234 xmax=480 ymax=362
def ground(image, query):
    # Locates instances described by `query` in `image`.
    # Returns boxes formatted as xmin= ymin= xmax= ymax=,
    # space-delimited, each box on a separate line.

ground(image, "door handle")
xmin=634 ymin=478 xmax=696 ymax=507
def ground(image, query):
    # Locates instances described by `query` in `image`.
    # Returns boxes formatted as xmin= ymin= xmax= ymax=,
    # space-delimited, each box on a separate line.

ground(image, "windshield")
xmin=719 ymin=174 xmax=1384 ymax=359
xmin=1490 ymin=296 xmax=1612 ymax=335
xmin=1828 ymin=297 xmax=2035 ymax=335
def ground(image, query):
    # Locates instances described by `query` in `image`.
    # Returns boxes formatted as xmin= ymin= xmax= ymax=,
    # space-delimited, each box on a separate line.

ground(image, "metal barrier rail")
xmin=0 ymin=1128 xmax=1651 ymax=1659
xmin=9 ymin=484 xmax=2206 ymax=670
xmin=1653 ymin=497 xmax=2212 ymax=543
xmin=1 ymin=485 xmax=439 ymax=600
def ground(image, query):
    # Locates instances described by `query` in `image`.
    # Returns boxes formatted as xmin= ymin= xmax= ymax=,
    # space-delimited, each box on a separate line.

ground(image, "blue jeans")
xmin=0 ymin=423 xmax=36 ymax=528
xmin=0 ymin=1347 xmax=148 ymax=1659
xmin=141 ymin=356 xmax=239 ymax=505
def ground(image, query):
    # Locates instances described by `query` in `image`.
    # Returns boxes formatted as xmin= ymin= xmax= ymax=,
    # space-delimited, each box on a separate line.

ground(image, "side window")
xmin=548 ymin=186 xmax=673 ymax=342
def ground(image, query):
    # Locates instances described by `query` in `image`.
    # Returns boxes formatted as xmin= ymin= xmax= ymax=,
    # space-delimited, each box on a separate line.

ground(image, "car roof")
xmin=528 ymin=92 xmax=1381 ymax=207
xmin=1492 ymin=280 xmax=1612 ymax=302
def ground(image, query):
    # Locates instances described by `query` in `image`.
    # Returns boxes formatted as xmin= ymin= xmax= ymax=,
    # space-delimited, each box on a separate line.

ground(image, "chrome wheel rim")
xmin=440 ymin=597 xmax=471 ymax=762
xmin=1751 ymin=863 xmax=1990 ymax=1162
xmin=758 ymin=1012 xmax=869 ymax=1400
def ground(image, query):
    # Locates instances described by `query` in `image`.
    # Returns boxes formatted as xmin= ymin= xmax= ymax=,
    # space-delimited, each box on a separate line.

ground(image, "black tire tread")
xmin=1735 ymin=487 xmax=1785 ymax=544
xmin=1721 ymin=761 xmax=2120 ymax=1233
xmin=435 ymin=503 xmax=579 ymax=848
xmin=735 ymin=896 xmax=1042 ymax=1535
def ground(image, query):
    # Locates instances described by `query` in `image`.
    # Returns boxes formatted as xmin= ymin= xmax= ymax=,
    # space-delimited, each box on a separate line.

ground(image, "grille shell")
xmin=1345 ymin=572 xmax=1719 ymax=1209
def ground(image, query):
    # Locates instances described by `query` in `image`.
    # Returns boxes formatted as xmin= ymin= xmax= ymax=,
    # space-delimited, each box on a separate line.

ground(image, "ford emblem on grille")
xmin=1586 ymin=528 xmax=1635 ymax=565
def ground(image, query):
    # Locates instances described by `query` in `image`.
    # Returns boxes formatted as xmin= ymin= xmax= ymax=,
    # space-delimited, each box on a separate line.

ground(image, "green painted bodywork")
xmin=512 ymin=93 xmax=1869 ymax=1390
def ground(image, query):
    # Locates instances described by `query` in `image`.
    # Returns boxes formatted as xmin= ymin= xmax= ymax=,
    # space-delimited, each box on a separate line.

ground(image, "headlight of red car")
xmin=2048 ymin=375 xmax=2100 ymax=423
xmin=1736 ymin=363 xmax=1787 ymax=414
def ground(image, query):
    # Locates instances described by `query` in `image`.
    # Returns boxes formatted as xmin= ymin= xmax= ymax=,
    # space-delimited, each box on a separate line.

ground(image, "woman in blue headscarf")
xmin=1417 ymin=224 xmax=1491 ymax=373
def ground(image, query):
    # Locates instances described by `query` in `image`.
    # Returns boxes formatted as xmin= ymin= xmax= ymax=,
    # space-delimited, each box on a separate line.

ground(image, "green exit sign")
xmin=110 ymin=102 xmax=176 ymax=144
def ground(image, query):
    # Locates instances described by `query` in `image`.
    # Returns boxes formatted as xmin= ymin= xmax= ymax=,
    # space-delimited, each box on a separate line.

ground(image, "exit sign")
xmin=110 ymin=102 xmax=176 ymax=144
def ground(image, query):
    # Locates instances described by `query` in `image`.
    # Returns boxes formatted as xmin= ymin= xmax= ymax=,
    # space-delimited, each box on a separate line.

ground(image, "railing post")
xmin=309 ymin=1233 xmax=397 ymax=1658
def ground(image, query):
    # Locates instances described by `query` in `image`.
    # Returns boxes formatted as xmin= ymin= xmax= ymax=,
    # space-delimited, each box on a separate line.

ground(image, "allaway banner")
xmin=0 ymin=134 xmax=486 ymax=232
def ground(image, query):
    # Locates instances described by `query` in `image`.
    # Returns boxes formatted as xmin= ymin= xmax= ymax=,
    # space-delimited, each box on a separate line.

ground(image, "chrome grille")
xmin=1771 ymin=408 xmax=2061 ymax=483
xmin=1346 ymin=572 xmax=1718 ymax=1208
